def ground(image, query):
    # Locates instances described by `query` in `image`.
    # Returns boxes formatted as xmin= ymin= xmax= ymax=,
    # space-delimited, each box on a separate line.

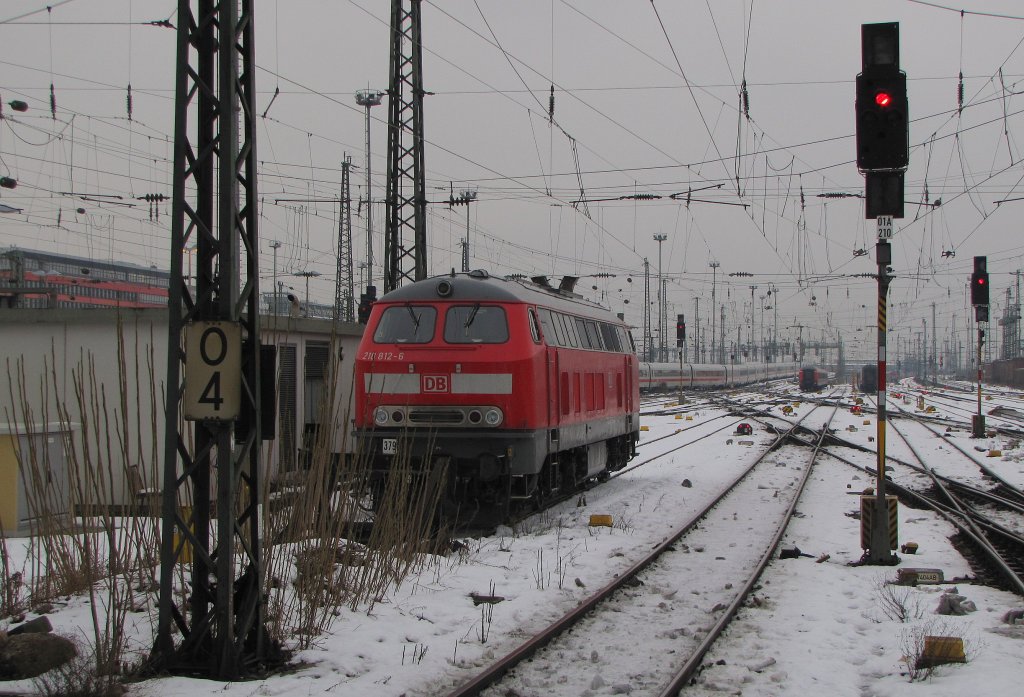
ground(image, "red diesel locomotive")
xmin=353 ymin=270 xmax=640 ymax=524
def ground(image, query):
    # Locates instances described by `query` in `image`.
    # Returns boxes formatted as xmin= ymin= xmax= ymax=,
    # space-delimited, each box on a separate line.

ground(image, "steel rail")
xmin=817 ymin=426 xmax=1024 ymax=514
xmin=891 ymin=386 xmax=1024 ymax=437
xmin=786 ymin=424 xmax=1024 ymax=597
xmin=720 ymin=400 xmax=1024 ymax=595
xmin=442 ymin=401 xmax=831 ymax=697
xmin=884 ymin=417 xmax=1024 ymax=596
xmin=617 ymin=415 xmax=742 ymax=474
xmin=634 ymin=412 xmax=732 ymax=450
xmin=888 ymin=402 xmax=1024 ymax=502
xmin=655 ymin=404 xmax=838 ymax=697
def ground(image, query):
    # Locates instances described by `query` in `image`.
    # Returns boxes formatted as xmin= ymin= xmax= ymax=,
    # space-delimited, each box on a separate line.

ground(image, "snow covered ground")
xmin=2 ymin=382 xmax=1024 ymax=696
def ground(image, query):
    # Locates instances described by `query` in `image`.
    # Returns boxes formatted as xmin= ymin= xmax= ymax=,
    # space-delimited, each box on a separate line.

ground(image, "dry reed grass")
xmin=2 ymin=316 xmax=162 ymax=687
xmin=260 ymin=329 xmax=451 ymax=649
xmin=0 ymin=317 xmax=455 ymax=679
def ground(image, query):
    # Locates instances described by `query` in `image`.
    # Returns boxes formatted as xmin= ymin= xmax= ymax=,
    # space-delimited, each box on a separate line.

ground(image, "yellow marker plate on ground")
xmin=918 ymin=636 xmax=965 ymax=668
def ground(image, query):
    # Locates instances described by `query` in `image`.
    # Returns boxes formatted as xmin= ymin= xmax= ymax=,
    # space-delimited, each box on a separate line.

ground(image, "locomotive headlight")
xmin=484 ymin=408 xmax=503 ymax=426
xmin=373 ymin=407 xmax=389 ymax=426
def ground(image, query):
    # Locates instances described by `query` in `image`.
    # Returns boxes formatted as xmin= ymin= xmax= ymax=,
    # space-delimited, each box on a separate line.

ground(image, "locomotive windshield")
xmin=444 ymin=305 xmax=509 ymax=343
xmin=373 ymin=304 xmax=436 ymax=343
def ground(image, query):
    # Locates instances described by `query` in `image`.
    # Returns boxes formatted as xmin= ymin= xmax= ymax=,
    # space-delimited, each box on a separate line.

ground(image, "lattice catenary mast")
xmin=336 ymin=155 xmax=354 ymax=322
xmin=384 ymin=0 xmax=428 ymax=291
xmin=154 ymin=0 xmax=267 ymax=678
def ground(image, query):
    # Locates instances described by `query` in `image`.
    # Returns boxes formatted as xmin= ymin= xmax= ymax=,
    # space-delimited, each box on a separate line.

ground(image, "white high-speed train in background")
xmin=638 ymin=361 xmax=800 ymax=391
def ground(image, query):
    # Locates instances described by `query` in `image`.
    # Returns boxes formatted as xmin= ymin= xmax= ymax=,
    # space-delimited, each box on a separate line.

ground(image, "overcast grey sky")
xmin=4 ymin=0 xmax=1024 ymax=360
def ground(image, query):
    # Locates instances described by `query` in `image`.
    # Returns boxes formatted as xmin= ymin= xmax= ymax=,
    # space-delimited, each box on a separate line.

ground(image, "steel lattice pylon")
xmin=153 ymin=0 xmax=266 ymax=678
xmin=335 ymin=155 xmax=354 ymax=322
xmin=384 ymin=0 xmax=427 ymax=292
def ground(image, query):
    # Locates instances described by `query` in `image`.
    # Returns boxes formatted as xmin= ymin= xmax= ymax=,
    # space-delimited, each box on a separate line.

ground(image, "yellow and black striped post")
xmin=860 ymin=494 xmax=898 ymax=550
xmin=868 ymin=238 xmax=899 ymax=564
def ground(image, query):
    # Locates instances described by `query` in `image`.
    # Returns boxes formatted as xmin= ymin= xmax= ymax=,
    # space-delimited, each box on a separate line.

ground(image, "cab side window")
xmin=528 ymin=309 xmax=542 ymax=343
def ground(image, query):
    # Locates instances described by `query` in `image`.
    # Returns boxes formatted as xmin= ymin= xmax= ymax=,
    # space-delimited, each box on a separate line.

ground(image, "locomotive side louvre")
xmin=353 ymin=271 xmax=640 ymax=524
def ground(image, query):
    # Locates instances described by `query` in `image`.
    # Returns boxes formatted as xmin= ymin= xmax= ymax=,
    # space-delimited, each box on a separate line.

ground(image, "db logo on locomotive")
xmin=422 ymin=374 xmax=450 ymax=393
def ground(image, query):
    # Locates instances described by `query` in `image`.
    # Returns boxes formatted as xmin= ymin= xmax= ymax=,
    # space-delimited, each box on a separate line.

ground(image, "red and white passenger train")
xmin=353 ymin=270 xmax=640 ymax=525
xmin=638 ymin=360 xmax=800 ymax=391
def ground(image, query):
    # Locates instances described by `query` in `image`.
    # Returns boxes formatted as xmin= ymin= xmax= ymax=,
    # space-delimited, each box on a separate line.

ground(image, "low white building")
xmin=0 ymin=306 xmax=363 ymax=533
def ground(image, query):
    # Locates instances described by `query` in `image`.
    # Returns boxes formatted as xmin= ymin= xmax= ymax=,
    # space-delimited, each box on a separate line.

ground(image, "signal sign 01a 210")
xmin=183 ymin=321 xmax=242 ymax=421
xmin=876 ymin=215 xmax=893 ymax=239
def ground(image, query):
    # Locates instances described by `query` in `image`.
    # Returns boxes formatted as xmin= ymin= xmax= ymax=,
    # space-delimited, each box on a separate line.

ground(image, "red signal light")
xmin=978 ymin=277 xmax=986 ymax=285
xmin=875 ymin=91 xmax=893 ymax=108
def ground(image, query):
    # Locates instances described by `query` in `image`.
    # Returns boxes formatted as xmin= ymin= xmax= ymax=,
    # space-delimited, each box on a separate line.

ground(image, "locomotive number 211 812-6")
xmin=361 ymin=351 xmax=405 ymax=361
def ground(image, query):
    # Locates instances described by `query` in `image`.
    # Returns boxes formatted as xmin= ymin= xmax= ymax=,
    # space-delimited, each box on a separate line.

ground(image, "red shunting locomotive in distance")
xmin=353 ymin=270 xmax=640 ymax=526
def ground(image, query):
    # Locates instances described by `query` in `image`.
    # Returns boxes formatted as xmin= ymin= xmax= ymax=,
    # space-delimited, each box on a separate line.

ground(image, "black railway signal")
xmin=971 ymin=256 xmax=989 ymax=307
xmin=357 ymin=287 xmax=376 ymax=324
xmin=675 ymin=314 xmax=686 ymax=347
xmin=856 ymin=23 xmax=909 ymax=173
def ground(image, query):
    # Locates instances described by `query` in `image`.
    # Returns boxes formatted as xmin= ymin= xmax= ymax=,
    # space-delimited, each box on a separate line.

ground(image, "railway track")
xmin=882 ymin=415 xmax=1024 ymax=594
xmin=440 ymin=402 xmax=836 ymax=696
xmin=892 ymin=383 xmax=1024 ymax=437
xmin=497 ymin=409 xmax=747 ymax=531
xmin=787 ymin=406 xmax=1024 ymax=596
xmin=714 ymin=391 xmax=1024 ymax=595
xmin=886 ymin=403 xmax=1024 ymax=503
